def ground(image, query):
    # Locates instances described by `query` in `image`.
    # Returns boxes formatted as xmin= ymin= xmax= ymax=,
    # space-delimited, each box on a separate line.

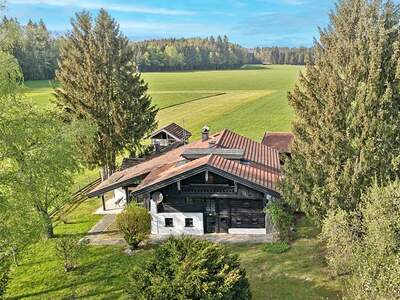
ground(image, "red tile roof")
xmin=88 ymin=129 xmax=281 ymax=197
xmin=88 ymin=132 xmax=223 ymax=196
xmin=133 ymin=154 xmax=280 ymax=194
xmin=262 ymin=132 xmax=294 ymax=153
xmin=217 ymin=129 xmax=280 ymax=170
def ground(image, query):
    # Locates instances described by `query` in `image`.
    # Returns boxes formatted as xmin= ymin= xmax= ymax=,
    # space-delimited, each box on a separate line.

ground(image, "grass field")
xmin=24 ymin=65 xmax=303 ymax=140
xmin=6 ymin=200 xmax=342 ymax=299
xmin=4 ymin=65 xmax=344 ymax=299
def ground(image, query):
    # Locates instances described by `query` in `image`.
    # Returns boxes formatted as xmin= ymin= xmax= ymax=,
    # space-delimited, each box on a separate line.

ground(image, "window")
xmin=236 ymin=218 xmax=242 ymax=225
xmin=251 ymin=218 xmax=258 ymax=225
xmin=165 ymin=218 xmax=174 ymax=227
xmin=185 ymin=218 xmax=194 ymax=227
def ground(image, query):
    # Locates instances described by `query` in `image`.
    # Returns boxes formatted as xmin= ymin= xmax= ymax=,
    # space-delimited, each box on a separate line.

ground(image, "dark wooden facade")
xmin=146 ymin=171 xmax=269 ymax=233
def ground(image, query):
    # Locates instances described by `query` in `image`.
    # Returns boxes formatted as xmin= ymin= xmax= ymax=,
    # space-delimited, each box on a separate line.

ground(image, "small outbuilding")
xmin=150 ymin=123 xmax=192 ymax=150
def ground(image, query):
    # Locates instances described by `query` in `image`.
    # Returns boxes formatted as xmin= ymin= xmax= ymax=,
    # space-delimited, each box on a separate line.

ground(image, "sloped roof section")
xmin=88 ymin=129 xmax=282 ymax=197
xmin=262 ymin=132 xmax=294 ymax=153
xmin=216 ymin=129 xmax=281 ymax=170
xmin=88 ymin=132 xmax=222 ymax=197
xmin=150 ymin=122 xmax=192 ymax=141
xmin=132 ymin=154 xmax=280 ymax=195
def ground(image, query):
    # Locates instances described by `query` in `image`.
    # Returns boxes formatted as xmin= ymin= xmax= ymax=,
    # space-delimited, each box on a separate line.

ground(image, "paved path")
xmin=87 ymin=228 xmax=273 ymax=246
xmin=85 ymin=214 xmax=124 ymax=245
xmin=95 ymin=197 xmax=126 ymax=215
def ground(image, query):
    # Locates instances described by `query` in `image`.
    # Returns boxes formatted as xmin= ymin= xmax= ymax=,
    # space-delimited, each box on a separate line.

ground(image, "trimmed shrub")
xmin=264 ymin=242 xmax=290 ymax=254
xmin=54 ymin=236 xmax=88 ymax=272
xmin=266 ymin=201 xmax=293 ymax=242
xmin=125 ymin=236 xmax=251 ymax=300
xmin=116 ymin=203 xmax=151 ymax=250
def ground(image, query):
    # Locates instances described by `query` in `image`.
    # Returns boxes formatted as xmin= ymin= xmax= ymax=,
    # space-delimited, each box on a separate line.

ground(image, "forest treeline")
xmin=251 ymin=47 xmax=314 ymax=65
xmin=0 ymin=17 xmax=313 ymax=79
xmin=1 ymin=17 xmax=59 ymax=80
xmin=131 ymin=36 xmax=251 ymax=71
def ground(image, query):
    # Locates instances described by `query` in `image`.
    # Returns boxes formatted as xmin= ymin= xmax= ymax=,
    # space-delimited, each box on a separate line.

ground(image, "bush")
xmin=345 ymin=181 xmax=400 ymax=299
xmin=116 ymin=203 xmax=151 ymax=250
xmin=54 ymin=236 xmax=88 ymax=272
xmin=321 ymin=181 xmax=400 ymax=299
xmin=264 ymin=242 xmax=290 ymax=254
xmin=320 ymin=209 xmax=359 ymax=276
xmin=125 ymin=236 xmax=251 ymax=300
xmin=266 ymin=201 xmax=293 ymax=242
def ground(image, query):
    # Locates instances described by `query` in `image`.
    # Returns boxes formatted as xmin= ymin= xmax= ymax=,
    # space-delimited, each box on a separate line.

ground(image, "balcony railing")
xmin=181 ymin=184 xmax=235 ymax=194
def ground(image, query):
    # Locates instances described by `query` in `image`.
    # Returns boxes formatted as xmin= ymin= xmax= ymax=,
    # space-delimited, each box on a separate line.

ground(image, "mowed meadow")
xmin=5 ymin=65 xmax=345 ymax=299
xmin=24 ymin=65 xmax=302 ymax=140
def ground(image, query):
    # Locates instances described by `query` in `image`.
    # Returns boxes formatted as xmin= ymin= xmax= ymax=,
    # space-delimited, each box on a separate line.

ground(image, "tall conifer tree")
xmin=55 ymin=9 xmax=158 ymax=178
xmin=281 ymin=0 xmax=400 ymax=221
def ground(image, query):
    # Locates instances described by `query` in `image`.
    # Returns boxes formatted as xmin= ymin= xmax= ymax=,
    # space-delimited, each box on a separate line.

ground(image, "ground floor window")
xmin=185 ymin=218 xmax=194 ymax=227
xmin=165 ymin=218 xmax=174 ymax=227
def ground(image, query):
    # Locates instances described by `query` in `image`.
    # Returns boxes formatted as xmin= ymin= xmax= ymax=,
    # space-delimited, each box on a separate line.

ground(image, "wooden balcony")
xmin=181 ymin=184 xmax=235 ymax=194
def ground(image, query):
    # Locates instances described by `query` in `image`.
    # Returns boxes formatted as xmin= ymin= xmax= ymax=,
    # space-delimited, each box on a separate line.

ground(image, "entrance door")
xmin=205 ymin=214 xmax=217 ymax=233
xmin=218 ymin=216 xmax=229 ymax=233
xmin=205 ymin=199 xmax=217 ymax=233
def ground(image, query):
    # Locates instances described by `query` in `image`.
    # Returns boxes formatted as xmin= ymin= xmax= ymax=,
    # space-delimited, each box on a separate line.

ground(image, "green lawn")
xmin=6 ymin=202 xmax=342 ymax=299
xmin=23 ymin=65 xmax=302 ymax=140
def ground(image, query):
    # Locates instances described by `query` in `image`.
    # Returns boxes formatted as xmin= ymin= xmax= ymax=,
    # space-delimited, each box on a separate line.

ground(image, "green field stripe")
xmin=158 ymin=92 xmax=226 ymax=110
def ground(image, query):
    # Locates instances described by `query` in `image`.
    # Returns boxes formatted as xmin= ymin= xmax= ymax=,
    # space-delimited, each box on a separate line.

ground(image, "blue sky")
xmin=4 ymin=0 xmax=337 ymax=47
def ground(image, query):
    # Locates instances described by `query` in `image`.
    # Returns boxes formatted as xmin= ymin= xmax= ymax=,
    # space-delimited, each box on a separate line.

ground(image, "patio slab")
xmin=95 ymin=197 xmax=126 ymax=215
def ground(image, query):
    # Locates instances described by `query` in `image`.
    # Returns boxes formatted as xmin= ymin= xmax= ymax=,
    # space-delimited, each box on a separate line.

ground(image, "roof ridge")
xmin=215 ymin=129 xmax=229 ymax=146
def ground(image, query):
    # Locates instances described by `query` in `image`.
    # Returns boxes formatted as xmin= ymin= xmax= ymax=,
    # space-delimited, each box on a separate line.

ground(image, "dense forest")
xmin=0 ymin=17 xmax=59 ymax=80
xmin=0 ymin=16 xmax=313 ymax=79
xmin=131 ymin=36 xmax=251 ymax=71
xmin=251 ymin=47 xmax=314 ymax=65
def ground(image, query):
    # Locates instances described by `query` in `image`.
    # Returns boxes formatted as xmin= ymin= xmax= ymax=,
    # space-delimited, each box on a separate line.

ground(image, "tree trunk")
xmin=11 ymin=245 xmax=19 ymax=266
xmin=40 ymin=211 xmax=54 ymax=239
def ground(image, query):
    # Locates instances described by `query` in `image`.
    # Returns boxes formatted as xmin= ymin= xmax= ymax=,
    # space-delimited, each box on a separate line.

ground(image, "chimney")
xmin=201 ymin=125 xmax=210 ymax=142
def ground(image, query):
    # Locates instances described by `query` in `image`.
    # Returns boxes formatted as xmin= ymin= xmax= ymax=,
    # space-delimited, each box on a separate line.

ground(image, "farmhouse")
xmin=88 ymin=126 xmax=291 ymax=235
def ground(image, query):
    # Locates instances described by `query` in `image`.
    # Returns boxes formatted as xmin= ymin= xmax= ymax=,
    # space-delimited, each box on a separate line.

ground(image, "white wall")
xmin=228 ymin=228 xmax=266 ymax=235
xmin=113 ymin=188 xmax=126 ymax=201
xmin=151 ymin=212 xmax=204 ymax=235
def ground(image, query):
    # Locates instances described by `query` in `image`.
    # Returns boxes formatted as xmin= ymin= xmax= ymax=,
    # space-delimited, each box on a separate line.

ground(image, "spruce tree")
xmin=55 ymin=9 xmax=158 ymax=178
xmin=281 ymin=0 xmax=400 ymax=221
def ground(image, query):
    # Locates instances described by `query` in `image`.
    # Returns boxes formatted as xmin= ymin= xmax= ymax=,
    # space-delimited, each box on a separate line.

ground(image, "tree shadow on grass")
xmin=7 ymin=274 xmax=123 ymax=299
xmin=9 ymin=246 xmax=133 ymax=299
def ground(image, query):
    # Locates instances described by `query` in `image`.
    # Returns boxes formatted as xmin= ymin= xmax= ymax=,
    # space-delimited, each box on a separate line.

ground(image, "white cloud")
xmin=8 ymin=0 xmax=196 ymax=16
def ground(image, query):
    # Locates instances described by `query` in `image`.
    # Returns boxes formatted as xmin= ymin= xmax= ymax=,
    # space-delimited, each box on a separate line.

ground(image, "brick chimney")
xmin=201 ymin=125 xmax=210 ymax=142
